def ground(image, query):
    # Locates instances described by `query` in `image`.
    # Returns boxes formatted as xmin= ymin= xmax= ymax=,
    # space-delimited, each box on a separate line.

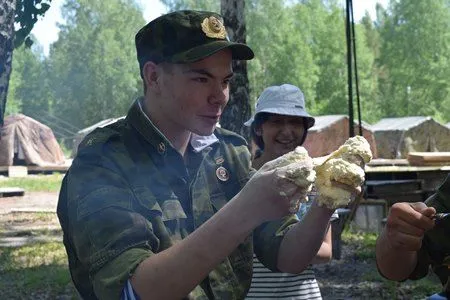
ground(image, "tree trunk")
xmin=0 ymin=0 xmax=17 ymax=126
xmin=220 ymin=0 xmax=251 ymax=141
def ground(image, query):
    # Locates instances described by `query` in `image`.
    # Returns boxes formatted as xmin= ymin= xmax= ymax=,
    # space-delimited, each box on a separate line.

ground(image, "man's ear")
xmin=143 ymin=61 xmax=160 ymax=92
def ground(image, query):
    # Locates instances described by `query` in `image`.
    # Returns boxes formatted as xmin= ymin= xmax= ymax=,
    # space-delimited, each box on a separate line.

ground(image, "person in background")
xmin=376 ymin=174 xmax=450 ymax=300
xmin=56 ymin=11 xmax=356 ymax=300
xmin=244 ymin=84 xmax=337 ymax=300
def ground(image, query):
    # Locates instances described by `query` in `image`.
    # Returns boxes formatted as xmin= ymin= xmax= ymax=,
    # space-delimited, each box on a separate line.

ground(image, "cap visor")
xmin=256 ymin=108 xmax=316 ymax=129
xmin=171 ymin=40 xmax=254 ymax=63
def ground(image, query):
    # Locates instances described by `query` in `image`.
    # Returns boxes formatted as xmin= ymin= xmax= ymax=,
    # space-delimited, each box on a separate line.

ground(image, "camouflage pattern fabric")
xmin=57 ymin=98 xmax=297 ymax=299
xmin=409 ymin=174 xmax=450 ymax=296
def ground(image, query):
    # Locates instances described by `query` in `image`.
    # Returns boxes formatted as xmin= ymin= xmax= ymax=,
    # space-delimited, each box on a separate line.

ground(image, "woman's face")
xmin=257 ymin=114 xmax=306 ymax=158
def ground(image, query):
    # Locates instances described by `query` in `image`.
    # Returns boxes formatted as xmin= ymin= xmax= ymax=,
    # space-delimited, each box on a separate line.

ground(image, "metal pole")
xmin=346 ymin=0 xmax=354 ymax=137
xmin=349 ymin=0 xmax=363 ymax=136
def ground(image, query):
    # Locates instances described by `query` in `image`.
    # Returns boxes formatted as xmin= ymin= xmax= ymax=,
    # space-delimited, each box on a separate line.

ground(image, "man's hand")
xmin=383 ymin=202 xmax=436 ymax=251
xmin=239 ymin=152 xmax=315 ymax=222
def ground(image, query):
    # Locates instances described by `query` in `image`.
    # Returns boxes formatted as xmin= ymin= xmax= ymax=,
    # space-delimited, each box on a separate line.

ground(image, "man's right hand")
xmin=238 ymin=154 xmax=316 ymax=223
xmin=383 ymin=202 xmax=436 ymax=251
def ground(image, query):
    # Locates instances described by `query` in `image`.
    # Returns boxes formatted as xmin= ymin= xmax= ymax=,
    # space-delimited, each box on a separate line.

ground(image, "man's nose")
xmin=208 ymin=82 xmax=228 ymax=105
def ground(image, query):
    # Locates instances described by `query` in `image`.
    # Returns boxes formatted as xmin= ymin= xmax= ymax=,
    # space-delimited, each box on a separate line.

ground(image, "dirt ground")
xmin=0 ymin=192 xmax=442 ymax=299
xmin=0 ymin=191 xmax=58 ymax=214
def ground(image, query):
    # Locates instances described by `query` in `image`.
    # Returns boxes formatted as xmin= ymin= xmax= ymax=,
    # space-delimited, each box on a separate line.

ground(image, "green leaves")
xmin=48 ymin=0 xmax=146 ymax=129
xmin=8 ymin=0 xmax=450 ymax=134
xmin=14 ymin=0 xmax=53 ymax=48
xmin=377 ymin=0 xmax=450 ymax=122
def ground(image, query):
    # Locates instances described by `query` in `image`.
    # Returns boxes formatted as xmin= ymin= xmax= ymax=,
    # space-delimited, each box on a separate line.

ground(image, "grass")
xmin=0 ymin=211 xmax=443 ymax=299
xmin=0 ymin=242 xmax=79 ymax=299
xmin=0 ymin=211 xmax=79 ymax=299
xmin=341 ymin=229 xmax=377 ymax=260
xmin=0 ymin=174 xmax=64 ymax=192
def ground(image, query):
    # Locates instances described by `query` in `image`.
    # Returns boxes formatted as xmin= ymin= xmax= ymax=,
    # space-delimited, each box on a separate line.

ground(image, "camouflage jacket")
xmin=409 ymin=174 xmax=450 ymax=296
xmin=57 ymin=98 xmax=297 ymax=299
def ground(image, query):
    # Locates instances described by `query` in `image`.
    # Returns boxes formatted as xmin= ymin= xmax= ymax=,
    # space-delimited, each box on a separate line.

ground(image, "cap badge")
xmin=216 ymin=166 xmax=229 ymax=182
xmin=201 ymin=16 xmax=227 ymax=39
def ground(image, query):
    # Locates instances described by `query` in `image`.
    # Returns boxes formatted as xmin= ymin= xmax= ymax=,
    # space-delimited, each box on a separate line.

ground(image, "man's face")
xmin=259 ymin=114 xmax=306 ymax=157
xmin=153 ymin=49 xmax=233 ymax=137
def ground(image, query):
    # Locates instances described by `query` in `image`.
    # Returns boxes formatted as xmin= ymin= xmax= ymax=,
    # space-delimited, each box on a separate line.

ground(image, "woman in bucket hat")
xmin=245 ymin=84 xmax=336 ymax=300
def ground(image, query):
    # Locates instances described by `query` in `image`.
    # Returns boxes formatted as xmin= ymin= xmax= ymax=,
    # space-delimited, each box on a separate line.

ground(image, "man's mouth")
xmin=200 ymin=115 xmax=221 ymax=123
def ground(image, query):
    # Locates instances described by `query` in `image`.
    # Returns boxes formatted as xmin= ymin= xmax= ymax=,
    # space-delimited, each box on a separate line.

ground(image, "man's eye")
xmin=194 ymin=77 xmax=208 ymax=83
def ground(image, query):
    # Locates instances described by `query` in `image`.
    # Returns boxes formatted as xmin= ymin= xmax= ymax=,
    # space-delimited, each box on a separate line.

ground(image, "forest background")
xmin=6 ymin=0 xmax=450 ymax=147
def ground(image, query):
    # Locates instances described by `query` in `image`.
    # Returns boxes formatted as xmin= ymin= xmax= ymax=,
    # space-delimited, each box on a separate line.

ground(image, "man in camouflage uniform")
xmin=376 ymin=174 xmax=450 ymax=299
xmin=57 ymin=10 xmax=348 ymax=299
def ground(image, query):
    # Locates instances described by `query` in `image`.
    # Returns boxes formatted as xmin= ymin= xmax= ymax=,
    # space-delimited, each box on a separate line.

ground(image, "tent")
xmin=303 ymin=115 xmax=378 ymax=158
xmin=371 ymin=116 xmax=450 ymax=159
xmin=0 ymin=114 xmax=65 ymax=166
xmin=72 ymin=116 xmax=124 ymax=156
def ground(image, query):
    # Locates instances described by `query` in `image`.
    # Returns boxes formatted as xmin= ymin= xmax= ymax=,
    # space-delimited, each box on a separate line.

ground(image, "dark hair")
xmin=250 ymin=112 xmax=309 ymax=152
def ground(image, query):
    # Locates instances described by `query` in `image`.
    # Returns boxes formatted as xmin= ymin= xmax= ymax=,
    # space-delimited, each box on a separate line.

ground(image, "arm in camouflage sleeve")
xmin=68 ymin=145 xmax=263 ymax=299
xmin=131 ymin=157 xmax=314 ymax=299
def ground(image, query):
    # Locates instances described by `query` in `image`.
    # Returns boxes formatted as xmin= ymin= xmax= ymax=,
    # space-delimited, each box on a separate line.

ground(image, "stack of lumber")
xmin=0 ymin=187 xmax=25 ymax=197
xmin=408 ymin=152 xmax=450 ymax=166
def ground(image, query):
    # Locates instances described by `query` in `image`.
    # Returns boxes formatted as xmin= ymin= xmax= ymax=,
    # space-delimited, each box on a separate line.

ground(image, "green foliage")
xmin=377 ymin=0 xmax=450 ymax=122
xmin=160 ymin=0 xmax=219 ymax=12
xmin=8 ymin=0 xmax=450 ymax=130
xmin=6 ymin=42 xmax=52 ymax=118
xmin=342 ymin=229 xmax=377 ymax=259
xmin=47 ymin=0 xmax=146 ymax=129
xmin=246 ymin=0 xmax=319 ymax=109
xmin=0 ymin=174 xmax=63 ymax=192
xmin=14 ymin=0 xmax=53 ymax=48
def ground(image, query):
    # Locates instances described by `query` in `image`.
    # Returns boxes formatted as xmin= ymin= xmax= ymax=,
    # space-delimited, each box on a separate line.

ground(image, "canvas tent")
xmin=0 ymin=114 xmax=65 ymax=166
xmin=72 ymin=116 xmax=124 ymax=156
xmin=303 ymin=115 xmax=378 ymax=158
xmin=371 ymin=116 xmax=450 ymax=159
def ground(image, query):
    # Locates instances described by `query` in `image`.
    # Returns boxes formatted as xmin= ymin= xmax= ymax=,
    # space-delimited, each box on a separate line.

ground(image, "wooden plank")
xmin=27 ymin=165 xmax=69 ymax=172
xmin=365 ymin=165 xmax=450 ymax=173
xmin=408 ymin=152 xmax=450 ymax=166
xmin=367 ymin=158 xmax=409 ymax=166
xmin=8 ymin=166 xmax=28 ymax=178
xmin=0 ymin=187 xmax=25 ymax=197
xmin=365 ymin=179 xmax=422 ymax=195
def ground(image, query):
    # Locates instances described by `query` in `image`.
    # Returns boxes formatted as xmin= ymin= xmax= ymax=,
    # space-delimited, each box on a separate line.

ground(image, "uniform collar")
xmin=126 ymin=98 xmax=218 ymax=155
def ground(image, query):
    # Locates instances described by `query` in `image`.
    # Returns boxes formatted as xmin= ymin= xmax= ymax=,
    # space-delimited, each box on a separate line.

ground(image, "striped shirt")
xmin=246 ymin=255 xmax=322 ymax=300
xmin=246 ymin=203 xmax=338 ymax=300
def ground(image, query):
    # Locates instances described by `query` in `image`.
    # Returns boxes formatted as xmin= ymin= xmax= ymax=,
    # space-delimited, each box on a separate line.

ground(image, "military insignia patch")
xmin=201 ymin=16 xmax=227 ymax=39
xmin=216 ymin=166 xmax=229 ymax=181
